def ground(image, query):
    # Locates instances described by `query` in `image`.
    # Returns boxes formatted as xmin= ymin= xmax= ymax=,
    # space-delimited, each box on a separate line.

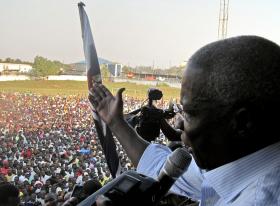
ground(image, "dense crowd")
xmin=0 ymin=92 xmax=171 ymax=205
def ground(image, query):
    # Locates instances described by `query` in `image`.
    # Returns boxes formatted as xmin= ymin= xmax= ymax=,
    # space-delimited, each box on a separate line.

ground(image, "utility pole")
xmin=218 ymin=0 xmax=229 ymax=39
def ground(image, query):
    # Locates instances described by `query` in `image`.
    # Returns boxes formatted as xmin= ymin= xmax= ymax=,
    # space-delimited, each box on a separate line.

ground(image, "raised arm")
xmin=160 ymin=119 xmax=182 ymax=141
xmin=89 ymin=84 xmax=149 ymax=167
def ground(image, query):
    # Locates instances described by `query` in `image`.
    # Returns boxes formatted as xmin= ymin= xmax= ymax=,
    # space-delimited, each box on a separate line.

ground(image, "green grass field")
xmin=0 ymin=80 xmax=180 ymax=100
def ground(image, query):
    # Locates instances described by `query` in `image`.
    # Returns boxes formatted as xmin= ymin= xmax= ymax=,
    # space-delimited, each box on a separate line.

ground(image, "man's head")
xmin=0 ymin=182 xmax=20 ymax=206
xmin=45 ymin=193 xmax=57 ymax=206
xmin=180 ymin=36 xmax=280 ymax=170
xmin=83 ymin=179 xmax=102 ymax=197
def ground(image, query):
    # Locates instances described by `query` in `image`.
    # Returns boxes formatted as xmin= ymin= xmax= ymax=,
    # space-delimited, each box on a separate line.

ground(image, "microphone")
xmin=155 ymin=147 xmax=192 ymax=202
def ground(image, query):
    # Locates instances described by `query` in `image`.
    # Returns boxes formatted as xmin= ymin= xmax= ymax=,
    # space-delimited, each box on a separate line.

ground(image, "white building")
xmin=107 ymin=63 xmax=123 ymax=77
xmin=0 ymin=63 xmax=33 ymax=73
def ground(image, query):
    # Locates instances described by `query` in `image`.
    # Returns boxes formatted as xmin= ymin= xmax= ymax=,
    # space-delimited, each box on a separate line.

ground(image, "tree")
xmin=15 ymin=59 xmax=22 ymax=64
xmin=122 ymin=65 xmax=133 ymax=73
xmin=165 ymin=65 xmax=185 ymax=76
xmin=31 ymin=56 xmax=61 ymax=77
xmin=100 ymin=64 xmax=110 ymax=78
xmin=5 ymin=57 xmax=12 ymax=63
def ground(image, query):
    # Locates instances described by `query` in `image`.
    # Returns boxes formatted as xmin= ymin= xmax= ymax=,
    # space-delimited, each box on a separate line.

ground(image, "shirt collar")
xmin=203 ymin=141 xmax=280 ymax=203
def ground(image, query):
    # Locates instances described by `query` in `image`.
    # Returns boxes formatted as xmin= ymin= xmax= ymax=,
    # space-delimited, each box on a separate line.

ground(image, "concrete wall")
xmin=0 ymin=75 xmax=181 ymax=88
xmin=0 ymin=75 xmax=30 ymax=81
xmin=113 ymin=78 xmax=181 ymax=88
xmin=48 ymin=75 xmax=87 ymax=81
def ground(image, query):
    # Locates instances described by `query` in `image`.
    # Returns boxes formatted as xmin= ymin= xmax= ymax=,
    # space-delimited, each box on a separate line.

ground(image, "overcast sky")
xmin=0 ymin=0 xmax=279 ymax=68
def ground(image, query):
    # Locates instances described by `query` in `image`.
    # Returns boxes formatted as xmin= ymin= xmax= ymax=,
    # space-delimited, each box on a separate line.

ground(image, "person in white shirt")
xmin=91 ymin=36 xmax=280 ymax=206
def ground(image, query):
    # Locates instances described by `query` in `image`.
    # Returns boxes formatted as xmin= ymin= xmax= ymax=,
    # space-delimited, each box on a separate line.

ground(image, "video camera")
xmin=78 ymin=148 xmax=192 ymax=206
xmin=126 ymin=88 xmax=176 ymax=142
xmin=80 ymin=170 xmax=159 ymax=206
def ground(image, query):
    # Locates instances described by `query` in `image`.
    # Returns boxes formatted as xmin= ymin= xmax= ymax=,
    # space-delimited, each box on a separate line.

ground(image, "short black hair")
xmin=0 ymin=182 xmax=19 ymax=205
xmin=188 ymin=35 xmax=280 ymax=110
xmin=83 ymin=179 xmax=102 ymax=196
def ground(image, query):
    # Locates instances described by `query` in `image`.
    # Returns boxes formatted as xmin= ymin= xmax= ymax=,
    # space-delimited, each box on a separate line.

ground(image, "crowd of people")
xmin=0 ymin=92 xmax=171 ymax=205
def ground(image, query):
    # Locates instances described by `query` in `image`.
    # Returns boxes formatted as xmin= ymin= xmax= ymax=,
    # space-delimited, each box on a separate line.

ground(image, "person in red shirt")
xmin=21 ymin=148 xmax=32 ymax=159
xmin=26 ymin=148 xmax=32 ymax=159
xmin=0 ymin=160 xmax=9 ymax=176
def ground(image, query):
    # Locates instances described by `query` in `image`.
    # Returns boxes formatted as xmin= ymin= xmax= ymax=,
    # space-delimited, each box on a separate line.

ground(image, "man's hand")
xmin=89 ymin=84 xmax=125 ymax=127
xmin=61 ymin=197 xmax=79 ymax=206
xmin=89 ymin=83 xmax=148 ymax=167
xmin=96 ymin=195 xmax=113 ymax=206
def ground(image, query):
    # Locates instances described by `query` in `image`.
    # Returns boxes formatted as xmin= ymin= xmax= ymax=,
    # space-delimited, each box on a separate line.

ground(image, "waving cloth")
xmin=78 ymin=2 xmax=121 ymax=178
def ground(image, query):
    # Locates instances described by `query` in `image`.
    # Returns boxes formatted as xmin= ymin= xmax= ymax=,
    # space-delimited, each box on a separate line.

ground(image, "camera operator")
xmin=125 ymin=88 xmax=182 ymax=143
xmin=90 ymin=36 xmax=280 ymax=206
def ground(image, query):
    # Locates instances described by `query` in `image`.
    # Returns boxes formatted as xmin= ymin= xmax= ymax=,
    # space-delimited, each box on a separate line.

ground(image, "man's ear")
xmin=231 ymin=107 xmax=255 ymax=139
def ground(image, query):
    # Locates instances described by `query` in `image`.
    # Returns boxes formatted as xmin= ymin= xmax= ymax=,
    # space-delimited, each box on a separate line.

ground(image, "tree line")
xmin=1 ymin=56 xmax=185 ymax=77
xmin=122 ymin=65 xmax=185 ymax=76
xmin=30 ymin=56 xmax=70 ymax=77
xmin=1 ymin=56 xmax=71 ymax=77
xmin=0 ymin=58 xmax=32 ymax=65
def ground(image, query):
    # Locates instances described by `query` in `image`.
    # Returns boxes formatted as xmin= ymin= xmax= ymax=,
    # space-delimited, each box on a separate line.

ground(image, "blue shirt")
xmin=137 ymin=142 xmax=280 ymax=206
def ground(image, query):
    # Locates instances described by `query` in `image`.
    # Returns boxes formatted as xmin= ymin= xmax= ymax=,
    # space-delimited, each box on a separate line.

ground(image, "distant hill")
xmin=65 ymin=58 xmax=112 ymax=75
